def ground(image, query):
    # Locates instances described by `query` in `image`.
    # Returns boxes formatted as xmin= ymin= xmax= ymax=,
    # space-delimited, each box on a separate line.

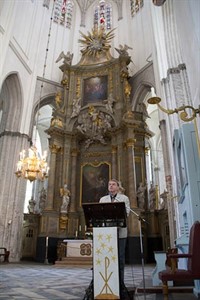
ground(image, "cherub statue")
xmin=55 ymin=92 xmax=62 ymax=108
xmin=71 ymin=98 xmax=81 ymax=118
xmin=103 ymin=93 xmax=116 ymax=113
xmin=124 ymin=79 xmax=131 ymax=98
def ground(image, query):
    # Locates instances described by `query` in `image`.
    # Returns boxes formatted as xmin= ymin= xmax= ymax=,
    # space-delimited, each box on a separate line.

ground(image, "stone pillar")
xmin=70 ymin=148 xmax=78 ymax=212
xmin=111 ymin=145 xmax=118 ymax=178
xmin=160 ymin=120 xmax=176 ymax=247
xmin=0 ymin=132 xmax=29 ymax=261
xmin=45 ymin=144 xmax=61 ymax=210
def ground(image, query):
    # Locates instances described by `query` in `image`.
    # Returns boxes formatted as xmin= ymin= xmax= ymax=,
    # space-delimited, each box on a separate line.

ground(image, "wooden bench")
xmin=0 ymin=247 xmax=10 ymax=262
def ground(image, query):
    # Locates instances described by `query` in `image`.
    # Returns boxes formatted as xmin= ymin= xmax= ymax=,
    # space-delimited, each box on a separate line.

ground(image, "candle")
xmin=79 ymin=225 xmax=81 ymax=232
xmin=46 ymin=236 xmax=48 ymax=247
xmin=85 ymin=225 xmax=87 ymax=232
xmin=75 ymin=230 xmax=78 ymax=238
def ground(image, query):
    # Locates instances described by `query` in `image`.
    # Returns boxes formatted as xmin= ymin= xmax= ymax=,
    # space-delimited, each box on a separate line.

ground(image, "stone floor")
xmin=0 ymin=262 xmax=198 ymax=299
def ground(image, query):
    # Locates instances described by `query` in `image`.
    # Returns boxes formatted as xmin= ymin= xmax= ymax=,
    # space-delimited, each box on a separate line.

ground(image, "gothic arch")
xmin=0 ymin=73 xmax=23 ymax=133
xmin=29 ymin=94 xmax=54 ymax=137
xmin=131 ymin=81 xmax=153 ymax=110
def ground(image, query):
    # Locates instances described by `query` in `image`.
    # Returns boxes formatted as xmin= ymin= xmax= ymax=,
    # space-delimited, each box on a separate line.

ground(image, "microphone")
xmin=115 ymin=197 xmax=148 ymax=224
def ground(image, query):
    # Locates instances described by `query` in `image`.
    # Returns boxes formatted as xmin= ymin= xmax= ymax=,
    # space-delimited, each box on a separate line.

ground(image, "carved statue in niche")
xmin=149 ymin=183 xmax=156 ymax=210
xmin=28 ymin=197 xmax=36 ymax=214
xmin=136 ymin=182 xmax=146 ymax=209
xmin=160 ymin=190 xmax=168 ymax=210
xmin=39 ymin=187 xmax=47 ymax=214
xmin=60 ymin=184 xmax=71 ymax=214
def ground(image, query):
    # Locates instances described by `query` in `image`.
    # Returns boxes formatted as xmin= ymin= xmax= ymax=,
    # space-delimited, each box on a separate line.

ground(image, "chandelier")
xmin=15 ymin=146 xmax=49 ymax=182
xmin=15 ymin=2 xmax=55 ymax=181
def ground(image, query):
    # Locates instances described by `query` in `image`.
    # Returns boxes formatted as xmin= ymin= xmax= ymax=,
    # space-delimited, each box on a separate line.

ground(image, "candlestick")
xmin=46 ymin=236 xmax=48 ymax=247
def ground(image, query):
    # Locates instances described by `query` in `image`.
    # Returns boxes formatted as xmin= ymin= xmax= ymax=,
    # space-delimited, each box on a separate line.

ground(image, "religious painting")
xmin=81 ymin=162 xmax=110 ymax=204
xmin=83 ymin=76 xmax=108 ymax=106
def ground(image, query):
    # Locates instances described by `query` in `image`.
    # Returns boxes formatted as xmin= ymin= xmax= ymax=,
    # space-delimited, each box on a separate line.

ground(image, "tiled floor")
xmin=0 ymin=262 xmax=197 ymax=299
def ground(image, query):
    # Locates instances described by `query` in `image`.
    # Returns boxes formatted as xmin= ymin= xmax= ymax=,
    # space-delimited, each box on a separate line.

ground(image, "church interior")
xmin=0 ymin=0 xmax=200 ymax=298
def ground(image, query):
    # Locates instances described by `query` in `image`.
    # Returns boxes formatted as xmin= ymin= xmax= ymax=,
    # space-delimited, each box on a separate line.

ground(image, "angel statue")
xmin=115 ymin=44 xmax=133 ymax=56
xmin=56 ymin=51 xmax=73 ymax=65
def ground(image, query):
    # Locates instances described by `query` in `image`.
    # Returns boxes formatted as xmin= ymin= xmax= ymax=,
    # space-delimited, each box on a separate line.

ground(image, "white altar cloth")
xmin=63 ymin=239 xmax=93 ymax=257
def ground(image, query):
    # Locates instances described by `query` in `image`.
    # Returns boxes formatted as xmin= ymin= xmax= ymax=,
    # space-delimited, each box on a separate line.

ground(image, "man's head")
xmin=108 ymin=179 xmax=120 ymax=195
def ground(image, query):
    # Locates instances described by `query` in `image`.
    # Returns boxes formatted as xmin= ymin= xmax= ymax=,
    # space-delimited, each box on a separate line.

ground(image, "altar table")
xmin=63 ymin=239 xmax=93 ymax=257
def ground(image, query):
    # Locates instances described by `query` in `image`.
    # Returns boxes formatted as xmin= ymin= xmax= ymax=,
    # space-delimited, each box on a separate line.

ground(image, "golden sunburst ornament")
xmin=79 ymin=25 xmax=115 ymax=58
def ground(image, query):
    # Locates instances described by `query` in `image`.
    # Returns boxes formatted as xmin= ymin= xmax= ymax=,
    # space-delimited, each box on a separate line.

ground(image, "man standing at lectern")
xmin=99 ymin=179 xmax=130 ymax=284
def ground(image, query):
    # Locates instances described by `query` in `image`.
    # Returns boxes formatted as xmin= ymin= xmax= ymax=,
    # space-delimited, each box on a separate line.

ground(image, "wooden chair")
xmin=159 ymin=221 xmax=200 ymax=297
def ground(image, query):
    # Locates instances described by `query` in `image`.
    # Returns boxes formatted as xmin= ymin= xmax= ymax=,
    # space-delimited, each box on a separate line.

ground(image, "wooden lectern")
xmin=82 ymin=202 xmax=127 ymax=300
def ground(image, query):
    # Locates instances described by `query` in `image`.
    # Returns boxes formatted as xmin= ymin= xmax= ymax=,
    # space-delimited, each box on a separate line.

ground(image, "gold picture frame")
xmin=80 ymin=162 xmax=111 ymax=204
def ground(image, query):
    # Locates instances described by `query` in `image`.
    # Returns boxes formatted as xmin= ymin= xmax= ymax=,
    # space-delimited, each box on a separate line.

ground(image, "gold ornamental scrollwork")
xmin=71 ymin=148 xmax=79 ymax=157
xmin=76 ymin=77 xmax=81 ymax=98
xmin=111 ymin=145 xmax=117 ymax=154
xmin=126 ymin=138 xmax=136 ymax=148
xmin=50 ymin=117 xmax=64 ymax=128
xmin=145 ymin=147 xmax=150 ymax=155
xmin=49 ymin=144 xmax=61 ymax=154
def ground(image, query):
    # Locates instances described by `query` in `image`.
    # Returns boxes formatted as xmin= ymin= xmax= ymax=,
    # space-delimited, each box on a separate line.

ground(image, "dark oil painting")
xmin=81 ymin=162 xmax=110 ymax=204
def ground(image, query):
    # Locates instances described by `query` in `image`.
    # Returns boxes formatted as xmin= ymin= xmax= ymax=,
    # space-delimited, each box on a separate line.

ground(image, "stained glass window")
xmin=94 ymin=0 xmax=112 ymax=30
xmin=53 ymin=0 xmax=74 ymax=29
xmin=130 ymin=0 xmax=144 ymax=17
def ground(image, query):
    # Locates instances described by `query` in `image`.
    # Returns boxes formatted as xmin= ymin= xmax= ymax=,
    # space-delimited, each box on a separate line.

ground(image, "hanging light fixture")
xmin=15 ymin=2 xmax=55 ymax=181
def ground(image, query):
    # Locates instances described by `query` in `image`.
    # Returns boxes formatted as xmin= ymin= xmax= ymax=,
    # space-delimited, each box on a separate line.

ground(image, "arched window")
xmin=94 ymin=0 xmax=112 ymax=30
xmin=53 ymin=0 xmax=74 ymax=29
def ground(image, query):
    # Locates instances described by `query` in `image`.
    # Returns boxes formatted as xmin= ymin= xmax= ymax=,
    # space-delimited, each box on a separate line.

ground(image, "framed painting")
xmin=82 ymin=75 xmax=108 ymax=106
xmin=81 ymin=162 xmax=110 ymax=204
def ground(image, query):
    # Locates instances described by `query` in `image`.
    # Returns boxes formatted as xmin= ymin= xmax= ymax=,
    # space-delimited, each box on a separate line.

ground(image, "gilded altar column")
xmin=111 ymin=145 xmax=118 ymax=178
xmin=126 ymin=138 xmax=137 ymax=207
xmin=45 ymin=144 xmax=61 ymax=210
xmin=69 ymin=148 xmax=78 ymax=212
